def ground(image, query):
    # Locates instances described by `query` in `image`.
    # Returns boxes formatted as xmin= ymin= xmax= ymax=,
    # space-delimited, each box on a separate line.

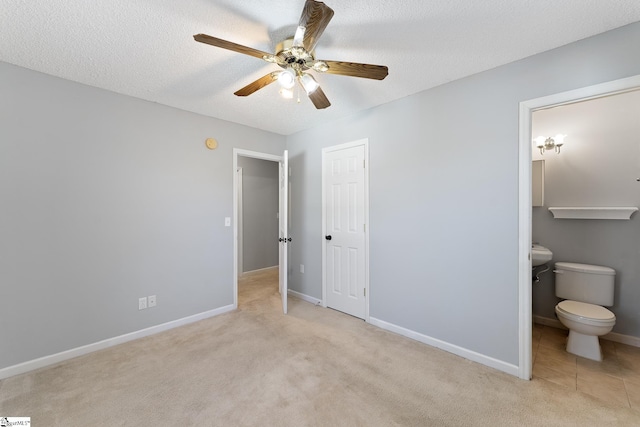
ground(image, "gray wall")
xmin=237 ymin=157 xmax=279 ymax=272
xmin=3 ymin=22 xmax=640 ymax=374
xmin=532 ymin=90 xmax=640 ymax=337
xmin=0 ymin=62 xmax=285 ymax=370
xmin=287 ymin=22 xmax=640 ymax=366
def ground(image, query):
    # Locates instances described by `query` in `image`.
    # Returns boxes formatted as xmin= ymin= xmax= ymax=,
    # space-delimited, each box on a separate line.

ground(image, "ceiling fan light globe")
xmin=278 ymin=69 xmax=296 ymax=89
xmin=279 ymin=88 xmax=294 ymax=99
xmin=300 ymin=73 xmax=319 ymax=94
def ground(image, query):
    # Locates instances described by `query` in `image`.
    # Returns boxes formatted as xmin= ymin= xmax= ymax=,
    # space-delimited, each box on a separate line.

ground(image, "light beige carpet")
xmin=2 ymin=268 xmax=639 ymax=426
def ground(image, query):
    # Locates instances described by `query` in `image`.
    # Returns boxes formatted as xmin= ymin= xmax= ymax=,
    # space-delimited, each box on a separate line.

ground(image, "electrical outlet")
xmin=138 ymin=297 xmax=147 ymax=310
xmin=300 ymin=264 xmax=305 ymax=273
xmin=224 ymin=217 xmax=231 ymax=227
xmin=148 ymin=295 xmax=156 ymax=308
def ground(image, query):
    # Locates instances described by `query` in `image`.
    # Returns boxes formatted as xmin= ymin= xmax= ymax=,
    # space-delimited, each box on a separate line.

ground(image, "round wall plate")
xmin=205 ymin=138 xmax=218 ymax=150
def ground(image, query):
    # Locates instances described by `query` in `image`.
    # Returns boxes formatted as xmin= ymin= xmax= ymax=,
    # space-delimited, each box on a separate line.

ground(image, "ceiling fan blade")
xmin=298 ymin=0 xmax=334 ymax=52
xmin=194 ymin=34 xmax=273 ymax=60
xmin=308 ymin=86 xmax=331 ymax=109
xmin=234 ymin=73 xmax=279 ymax=97
xmin=321 ymin=60 xmax=389 ymax=80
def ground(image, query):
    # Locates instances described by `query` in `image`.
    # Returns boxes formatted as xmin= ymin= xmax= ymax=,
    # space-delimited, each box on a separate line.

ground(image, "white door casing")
xmin=236 ymin=167 xmax=243 ymax=278
xmin=233 ymin=149 xmax=286 ymax=313
xmin=322 ymin=140 xmax=369 ymax=320
xmin=279 ymin=150 xmax=289 ymax=314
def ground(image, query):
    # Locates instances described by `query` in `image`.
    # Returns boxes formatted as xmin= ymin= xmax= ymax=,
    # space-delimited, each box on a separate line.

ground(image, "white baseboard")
xmin=0 ymin=304 xmax=235 ymax=380
xmin=288 ymin=289 xmax=322 ymax=306
xmin=241 ymin=266 xmax=278 ymax=276
xmin=368 ymin=317 xmax=520 ymax=377
xmin=533 ymin=315 xmax=640 ymax=348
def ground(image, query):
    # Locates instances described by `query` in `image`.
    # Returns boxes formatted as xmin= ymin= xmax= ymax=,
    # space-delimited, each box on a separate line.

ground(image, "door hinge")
xmin=364 ymin=223 xmax=366 ymax=232
xmin=363 ymin=159 xmax=365 ymax=168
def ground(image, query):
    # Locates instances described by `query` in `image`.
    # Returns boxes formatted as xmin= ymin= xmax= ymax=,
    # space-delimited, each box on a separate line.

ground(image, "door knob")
xmin=325 ymin=235 xmax=332 ymax=240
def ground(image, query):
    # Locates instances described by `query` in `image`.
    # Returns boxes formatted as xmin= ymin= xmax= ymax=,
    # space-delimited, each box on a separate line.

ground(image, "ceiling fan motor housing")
xmin=276 ymin=38 xmax=315 ymax=71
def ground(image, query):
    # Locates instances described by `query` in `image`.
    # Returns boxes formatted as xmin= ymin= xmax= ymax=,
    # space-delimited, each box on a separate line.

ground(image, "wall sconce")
xmin=534 ymin=134 xmax=566 ymax=154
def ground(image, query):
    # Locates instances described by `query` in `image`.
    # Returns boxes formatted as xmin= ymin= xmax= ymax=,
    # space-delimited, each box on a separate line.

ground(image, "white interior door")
xmin=323 ymin=142 xmax=367 ymax=319
xmin=278 ymin=150 xmax=289 ymax=314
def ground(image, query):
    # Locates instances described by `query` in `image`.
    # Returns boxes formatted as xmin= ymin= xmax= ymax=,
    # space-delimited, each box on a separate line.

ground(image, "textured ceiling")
xmin=2 ymin=1 xmax=640 ymax=135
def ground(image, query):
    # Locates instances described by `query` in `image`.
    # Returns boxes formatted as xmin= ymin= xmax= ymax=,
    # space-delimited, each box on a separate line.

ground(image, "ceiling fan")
xmin=193 ymin=0 xmax=388 ymax=109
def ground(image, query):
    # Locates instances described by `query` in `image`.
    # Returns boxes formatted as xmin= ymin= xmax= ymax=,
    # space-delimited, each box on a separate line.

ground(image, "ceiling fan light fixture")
xmin=193 ymin=0 xmax=388 ymax=110
xmin=279 ymin=87 xmax=294 ymax=99
xmin=278 ymin=68 xmax=296 ymax=89
xmin=300 ymin=73 xmax=319 ymax=94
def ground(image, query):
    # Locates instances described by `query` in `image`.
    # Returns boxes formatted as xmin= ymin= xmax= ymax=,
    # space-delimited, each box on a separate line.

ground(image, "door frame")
xmin=236 ymin=167 xmax=243 ymax=278
xmin=233 ymin=148 xmax=283 ymax=309
xmin=517 ymin=74 xmax=640 ymax=380
xmin=321 ymin=138 xmax=370 ymax=322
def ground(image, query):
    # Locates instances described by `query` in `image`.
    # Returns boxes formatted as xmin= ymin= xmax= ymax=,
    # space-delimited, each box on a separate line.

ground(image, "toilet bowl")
xmin=555 ymin=300 xmax=615 ymax=361
xmin=554 ymin=262 xmax=616 ymax=362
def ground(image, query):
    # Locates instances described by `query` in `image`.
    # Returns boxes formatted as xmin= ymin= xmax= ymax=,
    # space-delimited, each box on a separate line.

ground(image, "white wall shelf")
xmin=548 ymin=207 xmax=639 ymax=220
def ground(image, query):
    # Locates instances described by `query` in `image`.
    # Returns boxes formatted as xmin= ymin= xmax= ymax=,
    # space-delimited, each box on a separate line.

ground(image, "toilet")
xmin=554 ymin=262 xmax=616 ymax=361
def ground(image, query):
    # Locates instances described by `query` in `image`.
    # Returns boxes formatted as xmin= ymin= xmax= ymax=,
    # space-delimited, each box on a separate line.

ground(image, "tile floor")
xmin=533 ymin=323 xmax=640 ymax=410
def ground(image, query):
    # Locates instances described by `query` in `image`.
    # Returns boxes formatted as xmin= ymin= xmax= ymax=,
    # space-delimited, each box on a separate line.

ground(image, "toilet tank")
xmin=554 ymin=262 xmax=615 ymax=306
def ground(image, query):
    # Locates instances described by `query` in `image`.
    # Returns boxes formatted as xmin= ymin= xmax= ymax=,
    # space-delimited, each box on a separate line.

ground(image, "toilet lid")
xmin=557 ymin=300 xmax=615 ymax=321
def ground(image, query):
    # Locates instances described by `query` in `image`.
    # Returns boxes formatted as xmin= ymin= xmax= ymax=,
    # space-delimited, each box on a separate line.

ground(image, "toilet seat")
xmin=556 ymin=300 xmax=615 ymax=326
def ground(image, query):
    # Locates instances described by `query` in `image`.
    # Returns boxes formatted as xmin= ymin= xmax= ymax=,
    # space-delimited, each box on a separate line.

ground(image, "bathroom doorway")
xmin=518 ymin=74 xmax=640 ymax=380
xmin=531 ymin=88 xmax=640 ymax=328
